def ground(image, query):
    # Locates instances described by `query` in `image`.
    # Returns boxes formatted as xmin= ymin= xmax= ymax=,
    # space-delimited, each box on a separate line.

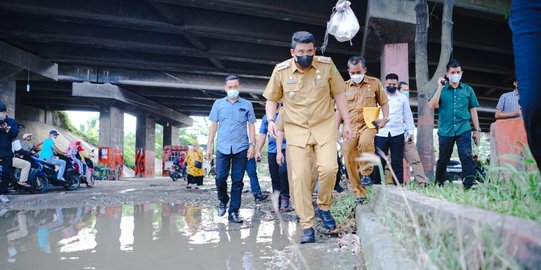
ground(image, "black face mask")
xmin=386 ymin=86 xmax=397 ymax=93
xmin=296 ymin=55 xmax=313 ymax=69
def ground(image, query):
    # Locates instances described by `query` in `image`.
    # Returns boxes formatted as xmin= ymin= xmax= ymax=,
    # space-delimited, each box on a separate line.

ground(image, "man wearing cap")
xmin=0 ymin=103 xmax=19 ymax=203
xmin=263 ymin=31 xmax=352 ymax=244
xmin=39 ymin=130 xmax=67 ymax=181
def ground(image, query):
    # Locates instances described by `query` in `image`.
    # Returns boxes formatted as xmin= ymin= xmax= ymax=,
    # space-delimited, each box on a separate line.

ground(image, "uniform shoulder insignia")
xmin=317 ymin=56 xmax=332 ymax=64
xmin=276 ymin=60 xmax=291 ymax=71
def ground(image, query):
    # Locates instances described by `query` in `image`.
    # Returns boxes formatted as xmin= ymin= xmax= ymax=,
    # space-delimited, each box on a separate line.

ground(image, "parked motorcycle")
xmin=37 ymin=154 xmax=81 ymax=191
xmin=169 ymin=164 xmax=187 ymax=182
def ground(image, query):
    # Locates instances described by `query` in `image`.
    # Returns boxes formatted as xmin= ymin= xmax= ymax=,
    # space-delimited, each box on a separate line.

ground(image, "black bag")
xmin=194 ymin=160 xmax=203 ymax=169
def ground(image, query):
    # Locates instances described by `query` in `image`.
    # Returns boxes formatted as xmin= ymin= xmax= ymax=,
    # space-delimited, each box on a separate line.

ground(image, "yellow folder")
xmin=363 ymin=107 xmax=381 ymax=129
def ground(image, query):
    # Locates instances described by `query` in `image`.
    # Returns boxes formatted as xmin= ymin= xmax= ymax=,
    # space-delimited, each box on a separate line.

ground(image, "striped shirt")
xmin=496 ymin=90 xmax=520 ymax=117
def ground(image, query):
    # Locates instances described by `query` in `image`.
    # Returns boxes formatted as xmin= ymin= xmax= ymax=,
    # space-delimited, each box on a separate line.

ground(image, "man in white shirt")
xmin=373 ymin=74 xmax=415 ymax=185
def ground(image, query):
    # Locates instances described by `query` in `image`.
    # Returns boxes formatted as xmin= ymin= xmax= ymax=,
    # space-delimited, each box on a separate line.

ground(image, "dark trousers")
xmin=510 ymin=1 xmax=541 ymax=170
xmin=215 ymin=150 xmax=247 ymax=213
xmin=187 ymin=174 xmax=203 ymax=186
xmin=268 ymin=149 xmax=289 ymax=196
xmin=373 ymin=133 xmax=405 ymax=185
xmin=0 ymin=156 xmax=13 ymax=194
xmin=435 ymin=131 xmax=476 ymax=188
xmin=245 ymin=157 xmax=262 ymax=195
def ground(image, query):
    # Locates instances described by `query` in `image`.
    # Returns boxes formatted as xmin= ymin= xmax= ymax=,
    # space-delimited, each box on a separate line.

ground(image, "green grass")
xmin=407 ymin=162 xmax=541 ymax=223
xmin=330 ymin=193 xmax=358 ymax=233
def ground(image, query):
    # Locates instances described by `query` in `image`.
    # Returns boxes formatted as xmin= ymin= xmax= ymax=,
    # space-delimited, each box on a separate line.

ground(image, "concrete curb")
xmin=356 ymin=205 xmax=418 ymax=270
xmin=370 ymin=186 xmax=541 ymax=269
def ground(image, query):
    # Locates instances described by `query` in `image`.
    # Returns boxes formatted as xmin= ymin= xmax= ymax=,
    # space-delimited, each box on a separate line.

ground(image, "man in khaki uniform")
xmin=264 ymin=31 xmax=352 ymax=244
xmin=336 ymin=56 xmax=389 ymax=203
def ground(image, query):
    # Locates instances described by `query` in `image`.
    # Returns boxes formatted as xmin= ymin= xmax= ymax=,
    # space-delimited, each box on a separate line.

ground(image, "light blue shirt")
xmin=39 ymin=137 xmax=55 ymax=159
xmin=209 ymin=97 xmax=256 ymax=155
xmin=260 ymin=113 xmax=286 ymax=154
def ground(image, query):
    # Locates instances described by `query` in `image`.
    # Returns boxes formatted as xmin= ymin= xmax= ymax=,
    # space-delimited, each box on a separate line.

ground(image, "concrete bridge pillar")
xmin=135 ymin=114 xmax=155 ymax=177
xmin=99 ymin=105 xmax=124 ymax=148
xmin=381 ymin=43 xmax=411 ymax=183
xmin=163 ymin=124 xmax=179 ymax=147
xmin=0 ymin=78 xmax=16 ymax=117
xmin=380 ymin=43 xmax=409 ymax=84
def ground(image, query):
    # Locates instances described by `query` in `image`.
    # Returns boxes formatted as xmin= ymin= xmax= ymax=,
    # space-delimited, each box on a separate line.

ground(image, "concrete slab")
xmin=371 ymin=186 xmax=541 ymax=269
xmin=356 ymin=205 xmax=418 ymax=270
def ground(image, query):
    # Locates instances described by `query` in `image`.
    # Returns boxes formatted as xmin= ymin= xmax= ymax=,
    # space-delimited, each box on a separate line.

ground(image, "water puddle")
xmin=0 ymin=204 xmax=363 ymax=269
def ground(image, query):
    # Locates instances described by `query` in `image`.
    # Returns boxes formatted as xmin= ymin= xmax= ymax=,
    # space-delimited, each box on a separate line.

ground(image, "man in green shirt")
xmin=428 ymin=59 xmax=481 ymax=189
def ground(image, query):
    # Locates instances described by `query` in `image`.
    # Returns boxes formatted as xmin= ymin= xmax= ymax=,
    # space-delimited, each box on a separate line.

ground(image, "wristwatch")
xmin=472 ymin=128 xmax=482 ymax=132
xmin=249 ymin=143 xmax=256 ymax=147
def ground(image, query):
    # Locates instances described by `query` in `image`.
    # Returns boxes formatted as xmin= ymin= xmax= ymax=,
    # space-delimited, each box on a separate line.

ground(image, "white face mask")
xmin=449 ymin=74 xmax=462 ymax=83
xmin=350 ymin=74 xmax=364 ymax=84
xmin=401 ymin=91 xmax=410 ymax=98
xmin=227 ymin=89 xmax=240 ymax=99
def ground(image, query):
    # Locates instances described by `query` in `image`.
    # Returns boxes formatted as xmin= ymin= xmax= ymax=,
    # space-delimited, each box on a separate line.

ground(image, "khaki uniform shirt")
xmin=263 ymin=57 xmax=345 ymax=147
xmin=345 ymin=76 xmax=388 ymax=130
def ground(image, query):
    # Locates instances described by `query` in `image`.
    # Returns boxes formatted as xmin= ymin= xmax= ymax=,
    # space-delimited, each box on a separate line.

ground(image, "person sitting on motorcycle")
xmin=12 ymin=139 xmax=31 ymax=188
xmin=173 ymin=152 xmax=187 ymax=176
xmin=39 ymin=130 xmax=67 ymax=181
xmin=21 ymin=133 xmax=42 ymax=152
xmin=75 ymin=141 xmax=93 ymax=181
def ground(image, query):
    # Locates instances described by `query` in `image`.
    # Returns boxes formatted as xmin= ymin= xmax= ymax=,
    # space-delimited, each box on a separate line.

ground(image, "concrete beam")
xmin=431 ymin=0 xmax=511 ymax=16
xmin=72 ymin=82 xmax=193 ymax=127
xmin=150 ymin=0 xmax=331 ymax=26
xmin=0 ymin=41 xmax=57 ymax=80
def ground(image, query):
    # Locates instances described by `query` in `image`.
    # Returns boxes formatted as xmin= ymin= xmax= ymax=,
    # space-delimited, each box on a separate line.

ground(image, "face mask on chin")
xmin=227 ymin=89 xmax=240 ymax=99
xmin=350 ymin=74 xmax=364 ymax=84
xmin=295 ymin=55 xmax=314 ymax=69
xmin=449 ymin=74 xmax=462 ymax=83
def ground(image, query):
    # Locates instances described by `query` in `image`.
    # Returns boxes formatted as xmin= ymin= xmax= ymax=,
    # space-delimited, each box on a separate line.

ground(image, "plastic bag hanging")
xmin=321 ymin=0 xmax=360 ymax=54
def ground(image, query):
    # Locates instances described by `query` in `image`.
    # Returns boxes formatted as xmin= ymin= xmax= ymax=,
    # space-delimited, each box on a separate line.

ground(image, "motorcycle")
xmin=0 ymin=158 xmax=48 ymax=194
xmin=169 ymin=164 xmax=187 ymax=182
xmin=37 ymin=154 xmax=81 ymax=191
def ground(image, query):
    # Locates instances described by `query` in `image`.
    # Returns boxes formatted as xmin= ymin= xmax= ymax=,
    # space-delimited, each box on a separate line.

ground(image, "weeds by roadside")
xmin=407 ymin=161 xmax=541 ymax=223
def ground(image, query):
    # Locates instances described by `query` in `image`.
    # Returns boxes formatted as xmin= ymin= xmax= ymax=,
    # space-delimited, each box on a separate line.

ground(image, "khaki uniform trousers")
xmin=288 ymin=134 xmax=337 ymax=229
xmin=384 ymin=140 xmax=428 ymax=184
xmin=342 ymin=125 xmax=376 ymax=198
xmin=12 ymin=157 xmax=31 ymax=183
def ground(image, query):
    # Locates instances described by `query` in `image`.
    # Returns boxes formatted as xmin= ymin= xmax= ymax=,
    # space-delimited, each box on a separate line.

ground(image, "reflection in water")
xmin=0 ymin=204 xmax=307 ymax=270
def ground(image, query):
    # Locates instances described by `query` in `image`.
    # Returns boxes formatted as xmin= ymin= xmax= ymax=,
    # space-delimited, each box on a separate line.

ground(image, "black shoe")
xmin=228 ymin=212 xmax=243 ymax=223
xmin=334 ymin=184 xmax=345 ymax=193
xmin=361 ymin=175 xmax=372 ymax=186
xmin=355 ymin=197 xmax=367 ymax=204
xmin=300 ymin=228 xmax=315 ymax=244
xmin=316 ymin=208 xmax=336 ymax=230
xmin=254 ymin=193 xmax=268 ymax=202
xmin=218 ymin=203 xmax=227 ymax=217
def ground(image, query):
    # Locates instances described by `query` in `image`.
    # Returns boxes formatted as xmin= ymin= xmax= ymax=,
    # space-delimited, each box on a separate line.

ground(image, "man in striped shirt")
xmin=495 ymin=80 xmax=521 ymax=119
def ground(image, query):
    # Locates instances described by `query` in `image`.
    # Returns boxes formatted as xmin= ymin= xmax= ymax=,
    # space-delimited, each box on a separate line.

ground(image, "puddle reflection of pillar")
xmin=94 ymin=206 xmax=122 ymax=260
xmin=133 ymin=204 xmax=154 ymax=254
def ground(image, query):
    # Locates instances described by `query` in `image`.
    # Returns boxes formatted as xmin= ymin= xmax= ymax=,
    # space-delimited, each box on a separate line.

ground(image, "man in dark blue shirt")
xmin=206 ymin=75 xmax=256 ymax=223
xmin=0 ymin=103 xmax=19 ymax=203
xmin=256 ymin=106 xmax=290 ymax=211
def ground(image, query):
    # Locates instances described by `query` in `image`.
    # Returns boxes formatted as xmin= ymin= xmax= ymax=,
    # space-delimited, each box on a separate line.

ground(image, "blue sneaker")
xmin=316 ymin=208 xmax=336 ymax=230
xmin=300 ymin=228 xmax=315 ymax=244
xmin=361 ymin=175 xmax=372 ymax=186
